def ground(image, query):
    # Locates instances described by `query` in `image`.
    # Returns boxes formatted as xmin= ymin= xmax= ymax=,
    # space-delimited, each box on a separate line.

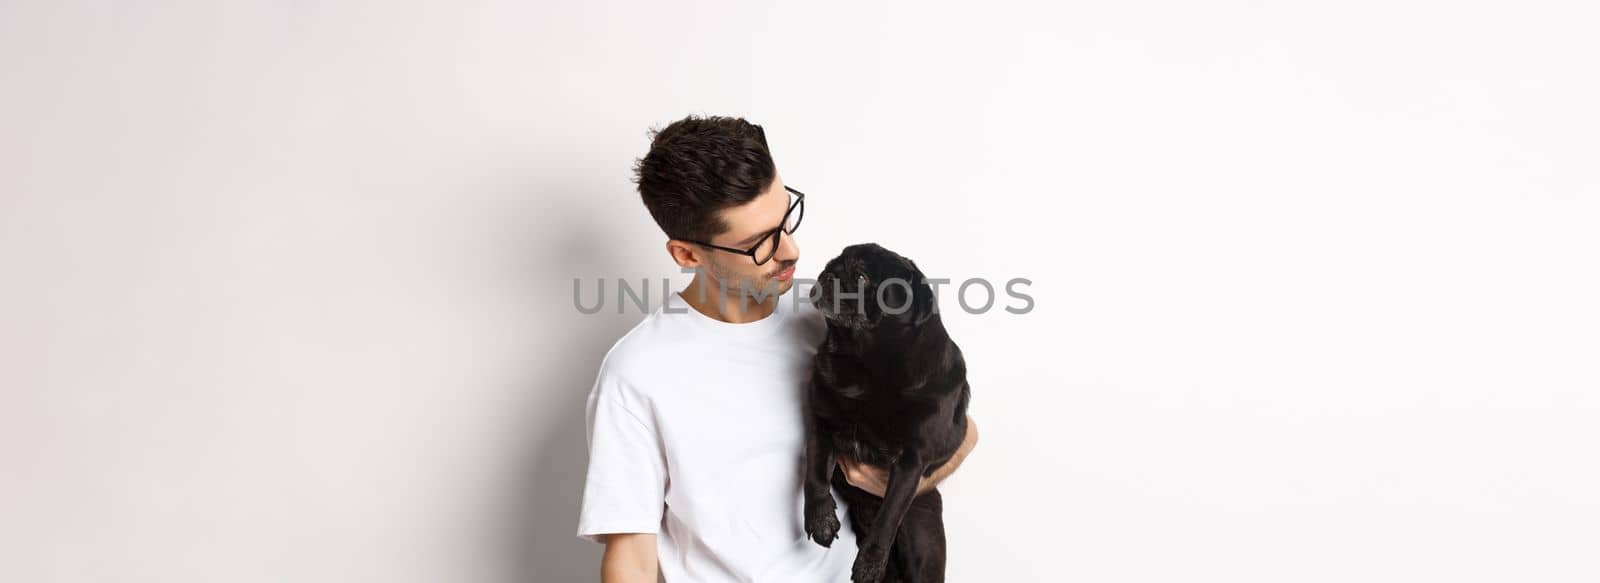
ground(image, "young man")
xmin=575 ymin=115 xmax=979 ymax=582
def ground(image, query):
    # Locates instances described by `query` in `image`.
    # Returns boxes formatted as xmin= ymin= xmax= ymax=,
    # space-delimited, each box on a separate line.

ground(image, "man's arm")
xmin=600 ymin=533 xmax=657 ymax=583
xmin=838 ymin=415 xmax=980 ymax=497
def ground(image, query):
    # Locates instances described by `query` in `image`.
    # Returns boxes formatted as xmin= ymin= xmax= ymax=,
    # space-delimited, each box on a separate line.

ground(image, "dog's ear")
xmin=894 ymin=254 xmax=919 ymax=274
xmin=888 ymin=254 xmax=937 ymax=326
xmin=909 ymin=280 xmax=937 ymax=326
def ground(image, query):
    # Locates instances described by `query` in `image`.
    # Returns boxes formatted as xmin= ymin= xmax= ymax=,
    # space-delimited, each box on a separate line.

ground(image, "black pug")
xmin=802 ymin=243 xmax=971 ymax=583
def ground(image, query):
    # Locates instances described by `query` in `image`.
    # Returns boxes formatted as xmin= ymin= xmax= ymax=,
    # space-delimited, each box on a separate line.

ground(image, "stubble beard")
xmin=706 ymin=258 xmax=785 ymax=303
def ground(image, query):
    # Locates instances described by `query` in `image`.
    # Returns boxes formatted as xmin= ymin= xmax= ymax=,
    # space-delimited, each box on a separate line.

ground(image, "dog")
xmin=802 ymin=243 xmax=972 ymax=583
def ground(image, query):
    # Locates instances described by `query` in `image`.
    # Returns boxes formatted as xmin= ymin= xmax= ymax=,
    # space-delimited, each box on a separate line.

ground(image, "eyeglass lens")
xmin=752 ymin=194 xmax=804 ymax=265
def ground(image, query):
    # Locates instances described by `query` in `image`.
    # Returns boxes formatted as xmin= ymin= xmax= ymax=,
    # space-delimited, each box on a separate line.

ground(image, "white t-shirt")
xmin=576 ymin=286 xmax=858 ymax=581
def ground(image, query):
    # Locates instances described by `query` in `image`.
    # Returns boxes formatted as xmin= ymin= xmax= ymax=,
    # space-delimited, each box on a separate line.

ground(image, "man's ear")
xmin=666 ymin=239 xmax=702 ymax=269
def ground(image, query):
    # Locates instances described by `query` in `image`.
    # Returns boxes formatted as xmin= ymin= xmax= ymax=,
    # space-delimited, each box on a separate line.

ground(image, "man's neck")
xmin=680 ymin=274 xmax=778 ymax=324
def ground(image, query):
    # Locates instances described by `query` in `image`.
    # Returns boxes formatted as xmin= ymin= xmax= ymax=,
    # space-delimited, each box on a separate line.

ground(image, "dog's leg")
xmin=833 ymin=470 xmax=878 ymax=545
xmin=803 ymin=422 xmax=841 ymax=547
xmin=890 ymin=490 xmax=947 ymax=583
xmin=851 ymin=455 xmax=924 ymax=583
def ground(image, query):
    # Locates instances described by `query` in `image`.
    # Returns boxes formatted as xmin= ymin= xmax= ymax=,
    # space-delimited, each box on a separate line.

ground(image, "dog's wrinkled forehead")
xmin=824 ymin=243 xmax=920 ymax=280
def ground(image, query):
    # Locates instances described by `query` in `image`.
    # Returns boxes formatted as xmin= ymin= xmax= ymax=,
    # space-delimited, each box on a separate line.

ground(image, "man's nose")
xmin=772 ymin=229 xmax=800 ymax=263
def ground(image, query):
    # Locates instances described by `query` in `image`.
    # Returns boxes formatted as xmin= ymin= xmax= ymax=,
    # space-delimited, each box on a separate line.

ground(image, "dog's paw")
xmin=803 ymin=499 xmax=840 ymax=547
xmin=850 ymin=545 xmax=889 ymax=583
xmin=806 ymin=513 xmax=839 ymax=547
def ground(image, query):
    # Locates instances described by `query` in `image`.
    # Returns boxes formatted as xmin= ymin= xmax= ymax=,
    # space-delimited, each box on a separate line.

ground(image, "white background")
xmin=3 ymin=1 xmax=1597 ymax=581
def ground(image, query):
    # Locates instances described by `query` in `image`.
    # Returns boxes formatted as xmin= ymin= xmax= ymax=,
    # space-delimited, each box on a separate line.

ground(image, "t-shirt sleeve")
xmin=575 ymin=363 xmax=668 ymax=544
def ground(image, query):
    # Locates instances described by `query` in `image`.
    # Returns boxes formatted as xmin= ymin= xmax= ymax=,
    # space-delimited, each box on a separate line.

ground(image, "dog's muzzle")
xmin=812 ymin=273 xmax=871 ymax=328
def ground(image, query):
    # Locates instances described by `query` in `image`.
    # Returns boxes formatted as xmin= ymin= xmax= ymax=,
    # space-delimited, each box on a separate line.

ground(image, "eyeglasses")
xmin=681 ymin=186 xmax=805 ymax=266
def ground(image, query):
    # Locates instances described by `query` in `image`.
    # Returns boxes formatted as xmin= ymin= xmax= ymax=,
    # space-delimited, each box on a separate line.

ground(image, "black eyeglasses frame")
xmin=679 ymin=186 xmax=806 ymax=266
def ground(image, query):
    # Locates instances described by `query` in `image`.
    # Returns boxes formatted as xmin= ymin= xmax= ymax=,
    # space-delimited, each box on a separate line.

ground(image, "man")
xmin=575 ymin=115 xmax=979 ymax=582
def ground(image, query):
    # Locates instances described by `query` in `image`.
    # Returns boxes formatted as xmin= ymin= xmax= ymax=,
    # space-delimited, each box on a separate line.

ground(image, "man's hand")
xmin=838 ymin=415 xmax=979 ymax=497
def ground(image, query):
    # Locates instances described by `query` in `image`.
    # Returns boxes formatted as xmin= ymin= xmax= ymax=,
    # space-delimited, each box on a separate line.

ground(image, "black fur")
xmin=802 ymin=243 xmax=971 ymax=583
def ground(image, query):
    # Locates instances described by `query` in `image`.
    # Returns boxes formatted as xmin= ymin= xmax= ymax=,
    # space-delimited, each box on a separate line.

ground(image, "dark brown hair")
xmin=631 ymin=115 xmax=776 ymax=243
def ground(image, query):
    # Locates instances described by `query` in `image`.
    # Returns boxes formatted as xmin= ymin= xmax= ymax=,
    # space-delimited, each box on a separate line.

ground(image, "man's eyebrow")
xmin=731 ymin=229 xmax=767 ymax=246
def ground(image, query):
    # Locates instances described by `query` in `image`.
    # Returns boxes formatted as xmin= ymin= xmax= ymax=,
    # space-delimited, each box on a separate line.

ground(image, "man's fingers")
xmin=836 ymin=456 xmax=896 ymax=496
xmin=835 ymin=457 xmax=858 ymax=482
